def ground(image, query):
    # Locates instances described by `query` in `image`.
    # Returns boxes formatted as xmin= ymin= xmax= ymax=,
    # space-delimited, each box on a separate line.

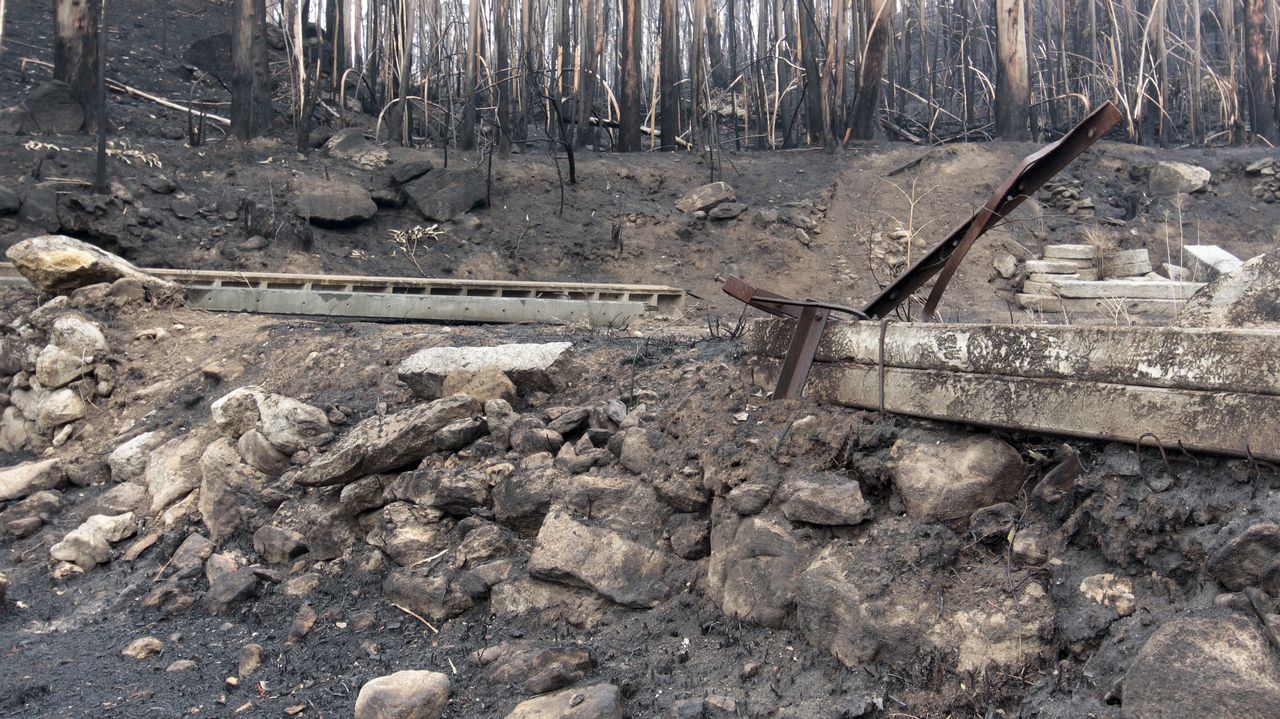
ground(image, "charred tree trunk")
xmin=53 ymin=0 xmax=100 ymax=131
xmin=462 ymin=0 xmax=481 ymax=148
xmin=658 ymin=0 xmax=680 ymax=149
xmin=995 ymin=0 xmax=1030 ymax=139
xmin=619 ymin=0 xmax=643 ymax=151
xmin=849 ymin=0 xmax=890 ymax=139
xmin=231 ymin=0 xmax=271 ymax=140
xmin=798 ymin=0 xmax=828 ymax=147
xmin=1242 ymin=0 xmax=1277 ymax=141
xmin=494 ymin=0 xmax=512 ymax=151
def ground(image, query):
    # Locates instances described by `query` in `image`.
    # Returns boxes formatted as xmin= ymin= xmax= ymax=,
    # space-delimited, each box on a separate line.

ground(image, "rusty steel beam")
xmin=861 ymin=101 xmax=1123 ymax=320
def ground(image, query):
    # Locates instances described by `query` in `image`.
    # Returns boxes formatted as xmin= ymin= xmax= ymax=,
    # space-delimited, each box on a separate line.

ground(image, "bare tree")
xmin=658 ymin=0 xmax=680 ymax=149
xmin=1242 ymin=0 xmax=1277 ymax=141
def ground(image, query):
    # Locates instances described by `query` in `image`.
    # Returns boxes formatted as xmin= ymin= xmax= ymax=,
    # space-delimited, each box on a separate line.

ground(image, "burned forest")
xmin=1 ymin=0 xmax=1280 ymax=718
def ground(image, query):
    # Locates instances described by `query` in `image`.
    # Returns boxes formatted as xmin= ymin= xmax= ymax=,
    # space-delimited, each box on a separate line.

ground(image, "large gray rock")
xmin=504 ymin=683 xmax=623 ymax=719
xmin=1122 ymin=614 xmax=1280 ymax=719
xmin=779 ymin=473 xmax=873 ymax=526
xmin=296 ymin=395 xmax=481 ymax=486
xmin=1178 ymin=248 xmax=1280 ymax=329
xmin=528 ymin=510 xmax=682 ymax=608
xmin=354 ymin=670 xmax=450 ymax=719
xmin=398 ymin=342 xmax=574 ymax=399
xmin=0 ymin=81 xmax=84 ymax=135
xmin=324 ymin=128 xmax=390 ymax=170
xmin=50 ymin=313 xmax=110 ymax=357
xmin=1207 ymin=522 xmax=1280 ymax=591
xmin=34 ymin=344 xmax=91 ymax=388
xmin=707 ymin=512 xmax=808 ymax=627
xmin=210 ymin=386 xmax=332 ymax=455
xmin=1149 ymin=160 xmax=1211 ymax=195
xmin=49 ymin=512 xmax=135 ymax=569
xmin=676 ymin=182 xmax=736 ymax=213
xmin=5 ymin=235 xmax=181 ymax=296
xmin=471 ymin=641 xmax=593 ymax=695
xmin=889 ymin=432 xmax=1024 ymax=522
xmin=292 ymin=178 xmax=377 ymax=225
xmin=108 ymin=431 xmax=164 ymax=483
xmin=402 ymin=169 xmax=487 ymax=221
xmin=197 ymin=438 xmax=270 ymax=543
xmin=144 ymin=435 xmax=206 ymax=513
xmin=0 ymin=459 xmax=65 ymax=502
xmin=35 ymin=388 xmax=84 ymax=431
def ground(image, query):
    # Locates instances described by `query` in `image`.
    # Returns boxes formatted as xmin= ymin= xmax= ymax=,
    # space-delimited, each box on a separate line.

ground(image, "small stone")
xmin=238 ymin=643 xmax=265 ymax=677
xmin=165 ymin=659 xmax=198 ymax=672
xmin=287 ymin=603 xmax=318 ymax=644
xmin=121 ymin=636 xmax=164 ymax=659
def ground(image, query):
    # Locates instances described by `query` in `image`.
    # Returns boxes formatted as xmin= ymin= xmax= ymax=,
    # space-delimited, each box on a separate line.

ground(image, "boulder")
xmin=211 ymin=387 xmax=332 ymax=454
xmin=236 ymin=430 xmax=290 ymax=475
xmin=708 ymin=513 xmax=808 ymax=627
xmin=708 ymin=202 xmax=747 ymax=220
xmin=1207 ymin=522 xmax=1280 ymax=591
xmin=1122 ymin=614 xmax=1280 ymax=718
xmin=253 ymin=524 xmax=307 ymax=563
xmin=1149 ymin=161 xmax=1211 ymax=195
xmin=1 ymin=81 xmax=84 ymax=134
xmin=324 ymin=128 xmax=391 ymax=170
xmin=398 ymin=342 xmax=574 ymax=399
xmin=255 ymin=393 xmax=333 ymax=454
xmin=17 ymin=187 xmax=61 ymax=232
xmin=402 ymin=168 xmax=487 ymax=221
xmin=292 ymin=178 xmax=377 ymax=226
xmin=365 ymin=502 xmax=445 ymax=566
xmin=1178 ymin=248 xmax=1280 ymax=329
xmin=492 ymin=467 xmax=576 ymax=529
xmin=504 ymin=683 xmax=624 ymax=719
xmin=676 ymin=182 xmax=736 ymax=213
xmin=0 ymin=459 xmax=64 ymax=502
xmin=5 ymin=235 xmax=180 ymax=296
xmin=389 ymin=159 xmax=435 ymax=185
xmin=34 ymin=345 xmax=91 ymax=388
xmin=296 ymin=395 xmax=481 ymax=486
xmin=779 ymin=473 xmax=873 ymax=526
xmin=381 ymin=569 xmax=473 ymax=622
xmin=198 ymin=434 xmax=271 ymax=539
xmin=108 ymin=431 xmax=164 ymax=483
xmin=182 ymin=33 xmax=233 ymax=85
xmin=144 ymin=435 xmax=206 ymax=513
xmin=355 ymin=670 xmax=450 ymax=719
xmin=50 ymin=314 xmax=109 ymax=356
xmin=49 ymin=512 xmax=136 ymax=569
xmin=528 ymin=510 xmax=682 ymax=608
xmin=618 ymin=428 xmax=663 ymax=474
xmin=889 ymin=432 xmax=1024 ymax=522
xmin=471 ymin=641 xmax=593 ymax=695
xmin=35 ymin=388 xmax=85 ymax=432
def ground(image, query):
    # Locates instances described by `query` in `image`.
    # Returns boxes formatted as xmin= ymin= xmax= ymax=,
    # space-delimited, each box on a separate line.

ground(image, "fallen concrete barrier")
xmin=746 ymin=319 xmax=1280 ymax=461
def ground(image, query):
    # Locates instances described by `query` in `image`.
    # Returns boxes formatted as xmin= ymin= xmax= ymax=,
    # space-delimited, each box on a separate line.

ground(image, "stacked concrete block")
xmin=1099 ymin=248 xmax=1153 ymax=278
